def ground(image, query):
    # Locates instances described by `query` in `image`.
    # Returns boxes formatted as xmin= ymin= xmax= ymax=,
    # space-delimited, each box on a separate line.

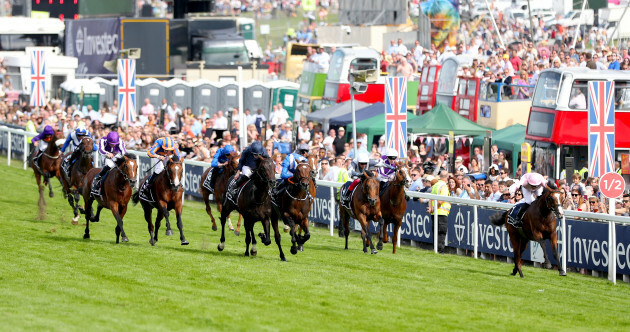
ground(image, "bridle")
xmin=254 ymin=157 xmax=276 ymax=189
xmin=287 ymin=162 xmax=313 ymax=201
xmin=119 ymin=157 xmax=137 ymax=187
xmin=165 ymin=159 xmax=183 ymax=190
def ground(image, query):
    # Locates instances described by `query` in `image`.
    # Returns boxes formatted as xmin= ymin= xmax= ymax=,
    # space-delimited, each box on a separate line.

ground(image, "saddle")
xmin=139 ymin=178 xmax=156 ymax=203
xmin=507 ymin=202 xmax=529 ymax=229
xmin=91 ymin=170 xmax=110 ymax=197
xmin=340 ymin=180 xmax=359 ymax=211
xmin=202 ymin=168 xmax=215 ymax=192
xmin=226 ymin=177 xmax=249 ymax=204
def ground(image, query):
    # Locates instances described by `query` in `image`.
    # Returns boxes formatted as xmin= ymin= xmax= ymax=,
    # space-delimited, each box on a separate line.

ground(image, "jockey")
xmin=93 ymin=131 xmax=127 ymax=193
xmin=510 ymin=172 xmax=546 ymax=226
xmin=146 ymin=137 xmax=181 ymax=188
xmin=272 ymin=143 xmax=309 ymax=202
xmin=31 ymin=125 xmax=55 ymax=161
xmin=228 ymin=140 xmax=269 ymax=198
xmin=208 ymin=144 xmax=235 ymax=190
xmin=376 ymin=148 xmax=398 ymax=190
xmin=340 ymin=153 xmax=371 ymax=206
xmin=60 ymin=126 xmax=97 ymax=170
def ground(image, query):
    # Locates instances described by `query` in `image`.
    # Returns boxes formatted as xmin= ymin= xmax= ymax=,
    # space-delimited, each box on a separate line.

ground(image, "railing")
xmin=480 ymin=81 xmax=535 ymax=102
xmin=1 ymin=125 xmax=628 ymax=284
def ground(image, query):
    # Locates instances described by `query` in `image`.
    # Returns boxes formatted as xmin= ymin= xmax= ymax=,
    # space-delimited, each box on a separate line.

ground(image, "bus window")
xmin=467 ymin=80 xmax=477 ymax=97
xmin=568 ymin=80 xmax=587 ymax=110
xmin=327 ymin=51 xmax=344 ymax=81
xmin=349 ymin=57 xmax=377 ymax=72
xmin=615 ymin=82 xmax=630 ymax=110
xmin=532 ymin=71 xmax=561 ymax=109
xmin=526 ymin=111 xmax=554 ymax=138
xmin=421 ymin=67 xmax=428 ymax=82
xmin=531 ymin=142 xmax=557 ymax=177
xmin=428 ymin=67 xmax=437 ymax=82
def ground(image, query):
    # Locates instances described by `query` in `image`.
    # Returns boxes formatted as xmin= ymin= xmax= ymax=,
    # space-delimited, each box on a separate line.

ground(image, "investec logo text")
xmin=76 ymin=27 xmax=119 ymax=56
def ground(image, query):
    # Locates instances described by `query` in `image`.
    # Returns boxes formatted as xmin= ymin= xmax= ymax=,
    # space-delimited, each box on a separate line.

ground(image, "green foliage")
xmin=1 ymin=157 xmax=630 ymax=330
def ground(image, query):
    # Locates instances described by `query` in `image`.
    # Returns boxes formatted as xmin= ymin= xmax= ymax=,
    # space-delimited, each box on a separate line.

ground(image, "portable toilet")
xmin=164 ymin=79 xmax=193 ymax=110
xmin=90 ymin=77 xmax=116 ymax=110
xmin=217 ymin=82 xmax=239 ymax=112
xmin=136 ymin=78 xmax=166 ymax=113
xmin=191 ymin=79 xmax=219 ymax=115
xmin=60 ymin=79 xmax=101 ymax=111
xmin=267 ymin=80 xmax=299 ymax=120
xmin=243 ymin=80 xmax=271 ymax=117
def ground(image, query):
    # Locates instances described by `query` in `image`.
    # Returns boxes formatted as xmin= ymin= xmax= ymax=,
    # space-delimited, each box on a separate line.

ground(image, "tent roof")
xmin=472 ymin=124 xmax=526 ymax=150
xmin=305 ymin=100 xmax=369 ymax=123
xmin=328 ymin=102 xmax=385 ymax=126
xmin=407 ymin=103 xmax=490 ymax=136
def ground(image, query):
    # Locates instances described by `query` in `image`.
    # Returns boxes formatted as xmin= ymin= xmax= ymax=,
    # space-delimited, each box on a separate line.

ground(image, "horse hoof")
xmin=49 ymin=193 xmax=54 ymax=198
xmin=371 ymin=249 xmax=378 ymax=254
xmin=149 ymin=239 xmax=155 ymax=246
xmin=298 ymin=245 xmax=304 ymax=252
xmin=217 ymin=243 xmax=225 ymax=251
xmin=165 ymin=230 xmax=174 ymax=236
xmin=234 ymin=230 xmax=240 ymax=236
xmin=181 ymin=240 xmax=189 ymax=246
xmin=212 ymin=225 xmax=218 ymax=231
xmin=71 ymin=218 xmax=79 ymax=226
xmin=284 ymin=225 xmax=290 ymax=233
xmin=83 ymin=234 xmax=90 ymax=239
xmin=281 ymin=256 xmax=287 ymax=262
xmin=376 ymin=243 xmax=383 ymax=251
xmin=122 ymin=236 xmax=129 ymax=242
xmin=251 ymin=249 xmax=257 ymax=256
xmin=290 ymin=246 xmax=298 ymax=255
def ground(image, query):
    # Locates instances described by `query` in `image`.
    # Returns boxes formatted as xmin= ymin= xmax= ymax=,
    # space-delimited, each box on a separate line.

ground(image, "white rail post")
xmin=23 ymin=134 xmax=28 ymax=170
xmin=329 ymin=186 xmax=334 ymax=237
xmin=181 ymin=162 xmax=186 ymax=206
xmin=609 ymin=220 xmax=617 ymax=284
xmin=562 ymin=216 xmax=567 ymax=274
xmin=397 ymin=219 xmax=401 ymax=248
xmin=135 ymin=155 xmax=141 ymax=190
xmin=433 ymin=199 xmax=438 ymax=254
xmin=7 ymin=131 xmax=11 ymax=166
xmin=473 ymin=205 xmax=478 ymax=259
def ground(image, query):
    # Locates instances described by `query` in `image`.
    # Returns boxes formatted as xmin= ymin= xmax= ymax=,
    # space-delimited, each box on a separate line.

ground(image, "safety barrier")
xmin=479 ymin=82 xmax=535 ymax=102
xmin=2 ymin=125 xmax=629 ymax=284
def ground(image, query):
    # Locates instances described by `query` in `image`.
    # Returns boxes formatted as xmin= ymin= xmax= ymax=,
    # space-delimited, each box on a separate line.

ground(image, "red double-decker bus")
xmin=525 ymin=68 xmax=630 ymax=178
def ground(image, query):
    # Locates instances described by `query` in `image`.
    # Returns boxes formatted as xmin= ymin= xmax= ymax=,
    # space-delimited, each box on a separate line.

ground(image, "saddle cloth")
xmin=340 ymin=181 xmax=359 ymax=212
xmin=91 ymin=171 xmax=111 ymax=197
xmin=139 ymin=179 xmax=156 ymax=203
xmin=202 ymin=168 xmax=214 ymax=192
xmin=226 ymin=177 xmax=250 ymax=205
xmin=61 ymin=154 xmax=73 ymax=179
xmin=507 ymin=202 xmax=528 ymax=228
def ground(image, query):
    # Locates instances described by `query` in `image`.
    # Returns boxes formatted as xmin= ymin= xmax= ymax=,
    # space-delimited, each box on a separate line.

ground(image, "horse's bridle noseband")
xmin=165 ymin=160 xmax=183 ymax=190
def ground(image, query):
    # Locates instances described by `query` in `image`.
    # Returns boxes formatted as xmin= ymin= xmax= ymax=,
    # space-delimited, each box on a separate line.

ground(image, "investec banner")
xmin=0 ymin=128 xmax=27 ymax=159
xmin=65 ymin=18 xmax=120 ymax=75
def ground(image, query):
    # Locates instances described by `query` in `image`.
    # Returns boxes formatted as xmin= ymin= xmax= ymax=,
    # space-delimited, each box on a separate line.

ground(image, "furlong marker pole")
xmin=23 ymin=134 xmax=28 ymax=170
xmin=473 ymin=205 xmax=478 ymax=259
xmin=7 ymin=131 xmax=11 ymax=166
xmin=562 ymin=216 xmax=567 ymax=273
xmin=609 ymin=197 xmax=617 ymax=284
xmin=329 ymin=186 xmax=334 ymax=236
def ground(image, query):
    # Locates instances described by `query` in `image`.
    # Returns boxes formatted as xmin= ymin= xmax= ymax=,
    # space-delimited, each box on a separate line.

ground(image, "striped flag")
xmin=587 ymin=81 xmax=615 ymax=177
xmin=385 ymin=76 xmax=407 ymax=158
xmin=30 ymin=49 xmax=46 ymax=107
xmin=118 ymin=59 xmax=136 ymax=123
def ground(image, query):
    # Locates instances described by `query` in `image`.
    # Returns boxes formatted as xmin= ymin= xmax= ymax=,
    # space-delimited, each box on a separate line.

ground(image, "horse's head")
xmin=165 ymin=156 xmax=183 ymax=190
xmin=294 ymin=162 xmax=312 ymax=191
xmin=227 ymin=151 xmax=240 ymax=172
xmin=361 ymin=171 xmax=380 ymax=207
xmin=79 ymin=137 xmax=94 ymax=156
xmin=255 ymin=155 xmax=276 ymax=188
xmin=307 ymin=153 xmax=318 ymax=179
xmin=117 ymin=154 xmax=138 ymax=187
xmin=544 ymin=186 xmax=565 ymax=219
xmin=395 ymin=160 xmax=412 ymax=189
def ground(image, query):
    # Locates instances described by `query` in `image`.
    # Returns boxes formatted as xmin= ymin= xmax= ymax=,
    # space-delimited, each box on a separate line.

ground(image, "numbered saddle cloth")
xmin=91 ymin=171 xmax=110 ymax=197
xmin=61 ymin=154 xmax=73 ymax=179
xmin=507 ymin=202 xmax=529 ymax=229
xmin=139 ymin=179 xmax=156 ymax=203
xmin=340 ymin=181 xmax=358 ymax=212
xmin=202 ymin=168 xmax=214 ymax=192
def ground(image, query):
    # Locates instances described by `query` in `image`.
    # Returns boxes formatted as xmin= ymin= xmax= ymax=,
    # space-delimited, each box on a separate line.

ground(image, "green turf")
xmin=1 ymin=156 xmax=630 ymax=331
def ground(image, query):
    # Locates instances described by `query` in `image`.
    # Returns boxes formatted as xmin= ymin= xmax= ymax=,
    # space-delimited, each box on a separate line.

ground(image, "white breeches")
xmin=242 ymin=165 xmax=253 ymax=177
xmin=152 ymin=157 xmax=167 ymax=174
xmin=38 ymin=141 xmax=48 ymax=152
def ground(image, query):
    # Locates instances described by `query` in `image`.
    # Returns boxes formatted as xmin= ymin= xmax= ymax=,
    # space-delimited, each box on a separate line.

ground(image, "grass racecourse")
xmin=2 ymin=157 xmax=630 ymax=331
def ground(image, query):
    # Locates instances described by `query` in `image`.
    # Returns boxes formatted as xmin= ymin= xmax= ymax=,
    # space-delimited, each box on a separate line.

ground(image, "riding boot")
xmin=229 ymin=175 xmax=249 ymax=199
xmin=94 ymin=166 xmax=110 ymax=193
xmin=209 ymin=168 xmax=220 ymax=188
xmin=272 ymin=180 xmax=287 ymax=204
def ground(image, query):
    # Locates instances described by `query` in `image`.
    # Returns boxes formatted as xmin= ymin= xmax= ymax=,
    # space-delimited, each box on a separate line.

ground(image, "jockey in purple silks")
xmin=376 ymin=148 xmax=398 ymax=191
xmin=31 ymin=125 xmax=55 ymax=161
xmin=92 ymin=131 xmax=127 ymax=193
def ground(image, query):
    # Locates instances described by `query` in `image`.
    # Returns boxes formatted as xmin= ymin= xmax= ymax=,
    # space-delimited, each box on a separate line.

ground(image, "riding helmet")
xmin=297 ymin=143 xmax=310 ymax=154
xmin=161 ymin=137 xmax=176 ymax=150
xmin=387 ymin=148 xmax=398 ymax=158
xmin=106 ymin=131 xmax=119 ymax=145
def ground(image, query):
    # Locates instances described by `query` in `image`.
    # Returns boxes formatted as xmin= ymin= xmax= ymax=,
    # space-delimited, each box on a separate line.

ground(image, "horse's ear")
xmin=546 ymin=179 xmax=558 ymax=190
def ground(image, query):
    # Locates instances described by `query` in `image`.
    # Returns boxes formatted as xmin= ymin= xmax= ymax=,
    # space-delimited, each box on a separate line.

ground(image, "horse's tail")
xmin=490 ymin=211 xmax=507 ymax=226
xmin=131 ymin=191 xmax=140 ymax=206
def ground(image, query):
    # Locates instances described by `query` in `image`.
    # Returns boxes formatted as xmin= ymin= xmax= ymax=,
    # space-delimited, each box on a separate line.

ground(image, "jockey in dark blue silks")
xmin=60 ymin=126 xmax=97 ymax=173
xmin=92 ymin=131 xmax=128 ymax=194
xmin=272 ymin=143 xmax=309 ymax=203
xmin=208 ymin=144 xmax=235 ymax=190
xmin=228 ymin=140 xmax=269 ymax=198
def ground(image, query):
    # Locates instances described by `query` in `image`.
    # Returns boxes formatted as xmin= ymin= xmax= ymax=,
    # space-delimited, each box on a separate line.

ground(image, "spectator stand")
xmin=417 ymin=64 xmax=441 ymax=115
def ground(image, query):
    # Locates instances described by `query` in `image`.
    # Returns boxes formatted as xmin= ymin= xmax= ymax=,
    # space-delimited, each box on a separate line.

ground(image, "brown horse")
xmin=377 ymin=161 xmax=412 ymax=254
xmin=132 ymin=156 xmax=188 ymax=246
xmin=272 ymin=161 xmax=316 ymax=254
xmin=81 ymin=153 xmax=138 ymax=243
xmin=199 ymin=151 xmax=242 ymax=234
xmin=339 ymin=172 xmax=382 ymax=254
xmin=491 ymin=184 xmax=566 ymax=278
xmin=59 ymin=137 xmax=94 ymax=224
xmin=217 ymin=156 xmax=282 ymax=259
xmin=31 ymin=132 xmax=63 ymax=216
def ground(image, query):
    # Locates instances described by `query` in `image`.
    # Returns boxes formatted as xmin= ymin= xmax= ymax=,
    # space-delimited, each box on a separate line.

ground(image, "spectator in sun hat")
xmin=454 ymin=156 xmax=468 ymax=174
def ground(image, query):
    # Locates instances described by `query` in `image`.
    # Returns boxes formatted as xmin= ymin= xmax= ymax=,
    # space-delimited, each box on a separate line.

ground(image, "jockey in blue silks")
xmin=60 ymin=126 xmax=97 ymax=172
xmin=92 ymin=131 xmax=127 ymax=194
xmin=228 ymin=140 xmax=269 ymax=198
xmin=272 ymin=143 xmax=310 ymax=202
xmin=208 ymin=144 xmax=235 ymax=190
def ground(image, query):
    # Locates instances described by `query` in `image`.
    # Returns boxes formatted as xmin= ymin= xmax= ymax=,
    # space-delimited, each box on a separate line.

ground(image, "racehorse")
xmin=339 ymin=172 xmax=382 ymax=254
xmin=132 ymin=156 xmax=188 ymax=246
xmin=376 ymin=161 xmax=411 ymax=254
xmin=59 ymin=136 xmax=94 ymax=225
xmin=490 ymin=183 xmax=566 ymax=278
xmin=217 ymin=156 xmax=283 ymax=260
xmin=81 ymin=153 xmax=137 ymax=243
xmin=199 ymin=151 xmax=242 ymax=235
xmin=271 ymin=161 xmax=315 ymax=254
xmin=31 ymin=131 xmax=63 ymax=216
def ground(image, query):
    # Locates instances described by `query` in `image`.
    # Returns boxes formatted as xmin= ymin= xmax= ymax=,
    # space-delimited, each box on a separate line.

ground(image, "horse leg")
xmin=174 ymin=202 xmax=189 ymax=245
xmin=539 ymin=240 xmax=553 ymax=269
xmin=164 ymin=211 xmax=174 ymax=236
xmin=47 ymin=176 xmax=54 ymax=198
xmin=376 ymin=218 xmax=385 ymax=251
xmin=365 ymin=217 xmax=378 ymax=255
xmin=111 ymin=203 xmax=128 ymax=243
xmin=341 ymin=209 xmax=350 ymax=250
xmin=550 ymin=232 xmax=566 ymax=276
xmin=154 ymin=209 xmax=164 ymax=243
xmin=250 ymin=222 xmax=257 ymax=257
xmin=297 ymin=218 xmax=310 ymax=251
xmin=83 ymin=196 xmax=93 ymax=239
xmin=217 ymin=202 xmax=232 ymax=251
xmin=142 ymin=203 xmax=155 ymax=246
xmin=258 ymin=215 xmax=272 ymax=246
xmin=74 ymin=192 xmax=84 ymax=214
xmin=67 ymin=192 xmax=80 ymax=225
xmin=271 ymin=214 xmax=286 ymax=261
xmin=356 ymin=215 xmax=370 ymax=254
xmin=235 ymin=214 xmax=242 ymax=236
xmin=35 ymin=172 xmax=46 ymax=219
xmin=204 ymin=196 xmax=217 ymax=231
xmin=91 ymin=204 xmax=103 ymax=223
xmin=244 ymin=220 xmax=252 ymax=257
xmin=516 ymin=237 xmax=528 ymax=278
xmin=507 ymin=226 xmax=520 ymax=276
xmin=392 ymin=221 xmax=401 ymax=254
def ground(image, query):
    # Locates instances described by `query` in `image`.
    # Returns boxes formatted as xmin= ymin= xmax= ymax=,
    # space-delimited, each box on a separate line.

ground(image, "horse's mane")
xmin=115 ymin=153 xmax=137 ymax=167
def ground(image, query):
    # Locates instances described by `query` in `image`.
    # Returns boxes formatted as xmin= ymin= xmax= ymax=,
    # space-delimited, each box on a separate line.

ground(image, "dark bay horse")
xmin=199 ymin=151 xmax=242 ymax=234
xmin=377 ymin=161 xmax=411 ymax=254
xmin=272 ymin=161 xmax=316 ymax=254
xmin=31 ymin=132 xmax=63 ymax=215
xmin=491 ymin=184 xmax=566 ymax=278
xmin=59 ymin=137 xmax=94 ymax=224
xmin=339 ymin=172 xmax=382 ymax=254
xmin=81 ymin=153 xmax=138 ymax=243
xmin=132 ymin=156 xmax=188 ymax=246
xmin=218 ymin=156 xmax=282 ymax=260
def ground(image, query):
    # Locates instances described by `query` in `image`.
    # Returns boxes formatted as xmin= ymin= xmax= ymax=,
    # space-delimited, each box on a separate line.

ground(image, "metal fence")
xmin=2 ymin=125 xmax=629 ymax=284
xmin=479 ymin=82 xmax=535 ymax=102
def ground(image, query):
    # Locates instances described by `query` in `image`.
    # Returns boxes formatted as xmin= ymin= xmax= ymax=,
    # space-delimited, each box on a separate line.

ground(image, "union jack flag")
xmin=118 ymin=59 xmax=136 ymax=123
xmin=385 ymin=77 xmax=407 ymax=158
xmin=587 ymin=81 xmax=615 ymax=177
xmin=30 ymin=50 xmax=46 ymax=107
